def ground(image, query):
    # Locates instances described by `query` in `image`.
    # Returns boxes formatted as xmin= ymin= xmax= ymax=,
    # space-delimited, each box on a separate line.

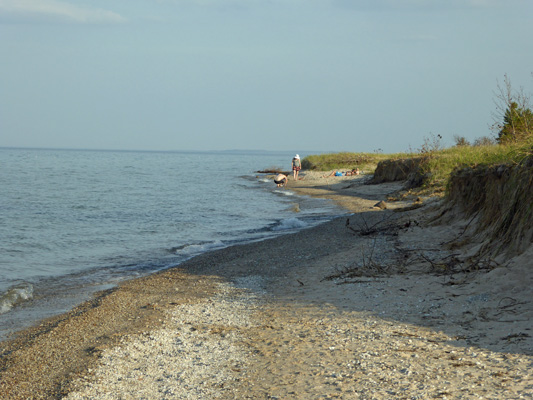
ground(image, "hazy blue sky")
xmin=1 ymin=0 xmax=532 ymax=153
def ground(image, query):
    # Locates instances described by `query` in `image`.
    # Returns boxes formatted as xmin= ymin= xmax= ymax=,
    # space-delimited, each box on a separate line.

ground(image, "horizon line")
xmin=0 ymin=146 xmax=337 ymax=155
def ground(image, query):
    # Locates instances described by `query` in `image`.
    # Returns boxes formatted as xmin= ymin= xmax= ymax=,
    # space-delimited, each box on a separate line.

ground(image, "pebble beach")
xmin=1 ymin=172 xmax=532 ymax=399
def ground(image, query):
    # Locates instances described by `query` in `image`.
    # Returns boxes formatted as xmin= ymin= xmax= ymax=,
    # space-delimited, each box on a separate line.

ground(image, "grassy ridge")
xmin=423 ymin=139 xmax=533 ymax=190
xmin=302 ymin=138 xmax=533 ymax=193
xmin=301 ymin=151 xmax=414 ymax=172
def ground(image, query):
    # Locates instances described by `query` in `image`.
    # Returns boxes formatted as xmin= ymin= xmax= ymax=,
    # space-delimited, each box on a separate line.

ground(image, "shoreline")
xmin=0 ymin=171 xmax=342 ymax=343
xmin=1 ymin=172 xmax=532 ymax=399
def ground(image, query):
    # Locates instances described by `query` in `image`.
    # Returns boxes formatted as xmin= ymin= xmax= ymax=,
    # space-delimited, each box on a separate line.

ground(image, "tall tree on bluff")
xmin=498 ymin=101 xmax=533 ymax=143
xmin=492 ymin=74 xmax=533 ymax=144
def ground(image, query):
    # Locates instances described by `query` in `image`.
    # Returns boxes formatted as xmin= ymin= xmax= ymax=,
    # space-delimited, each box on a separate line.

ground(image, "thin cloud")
xmin=152 ymin=0 xmax=311 ymax=7
xmin=332 ymin=0 xmax=513 ymax=11
xmin=0 ymin=0 xmax=126 ymax=24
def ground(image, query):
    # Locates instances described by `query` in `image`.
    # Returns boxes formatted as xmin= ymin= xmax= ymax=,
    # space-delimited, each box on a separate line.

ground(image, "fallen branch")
xmin=323 ymin=238 xmax=394 ymax=281
xmin=335 ymin=279 xmax=382 ymax=285
xmin=345 ymin=214 xmax=409 ymax=236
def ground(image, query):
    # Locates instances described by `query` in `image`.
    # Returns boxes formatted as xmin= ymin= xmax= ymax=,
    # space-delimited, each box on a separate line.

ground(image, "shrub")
xmin=453 ymin=135 xmax=471 ymax=147
xmin=473 ymin=136 xmax=496 ymax=147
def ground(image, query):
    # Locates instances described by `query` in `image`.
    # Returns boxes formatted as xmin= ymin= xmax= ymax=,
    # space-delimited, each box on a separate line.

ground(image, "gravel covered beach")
xmin=1 ymin=173 xmax=532 ymax=399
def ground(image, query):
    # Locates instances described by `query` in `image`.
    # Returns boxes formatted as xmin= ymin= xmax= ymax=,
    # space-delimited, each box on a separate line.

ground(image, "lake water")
xmin=0 ymin=148 xmax=344 ymax=340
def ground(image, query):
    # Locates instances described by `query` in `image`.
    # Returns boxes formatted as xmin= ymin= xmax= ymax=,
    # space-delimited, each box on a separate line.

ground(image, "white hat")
xmin=295 ymin=154 xmax=300 ymax=159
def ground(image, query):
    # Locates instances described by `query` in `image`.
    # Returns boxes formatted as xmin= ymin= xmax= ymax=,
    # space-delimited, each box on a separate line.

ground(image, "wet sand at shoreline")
xmin=1 ymin=172 xmax=532 ymax=399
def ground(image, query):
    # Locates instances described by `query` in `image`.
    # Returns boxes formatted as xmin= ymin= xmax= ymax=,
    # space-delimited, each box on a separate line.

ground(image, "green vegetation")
xmin=423 ymin=137 xmax=533 ymax=191
xmin=497 ymin=102 xmax=533 ymax=143
xmin=303 ymin=74 xmax=533 ymax=195
xmin=492 ymin=74 xmax=533 ymax=144
xmin=301 ymin=151 xmax=414 ymax=172
xmin=302 ymin=137 xmax=533 ymax=195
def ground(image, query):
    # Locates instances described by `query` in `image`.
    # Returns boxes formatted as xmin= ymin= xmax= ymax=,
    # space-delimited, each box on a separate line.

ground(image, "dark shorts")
xmin=274 ymin=179 xmax=285 ymax=184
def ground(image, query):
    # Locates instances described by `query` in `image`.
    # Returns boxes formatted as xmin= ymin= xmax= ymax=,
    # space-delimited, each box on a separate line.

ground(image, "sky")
xmin=1 ymin=0 xmax=532 ymax=153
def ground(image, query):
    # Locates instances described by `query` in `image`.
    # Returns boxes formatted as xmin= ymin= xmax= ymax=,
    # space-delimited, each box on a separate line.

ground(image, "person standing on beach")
xmin=292 ymin=154 xmax=301 ymax=181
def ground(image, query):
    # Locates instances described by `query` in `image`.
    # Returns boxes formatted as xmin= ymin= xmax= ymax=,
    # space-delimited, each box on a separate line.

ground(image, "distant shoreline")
xmin=0 ymin=146 xmax=328 ymax=157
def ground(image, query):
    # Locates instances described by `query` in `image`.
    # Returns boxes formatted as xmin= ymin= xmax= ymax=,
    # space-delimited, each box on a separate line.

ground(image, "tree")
xmin=497 ymin=101 xmax=533 ymax=143
xmin=492 ymin=74 xmax=533 ymax=144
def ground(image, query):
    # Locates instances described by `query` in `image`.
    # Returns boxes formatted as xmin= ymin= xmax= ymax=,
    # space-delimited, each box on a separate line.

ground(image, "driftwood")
xmin=323 ymin=238 xmax=395 ymax=281
xmin=256 ymin=169 xmax=291 ymax=175
xmin=345 ymin=215 xmax=418 ymax=236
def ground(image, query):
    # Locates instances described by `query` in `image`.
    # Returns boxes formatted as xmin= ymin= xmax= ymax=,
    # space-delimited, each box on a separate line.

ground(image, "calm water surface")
xmin=0 ymin=148 xmax=344 ymax=340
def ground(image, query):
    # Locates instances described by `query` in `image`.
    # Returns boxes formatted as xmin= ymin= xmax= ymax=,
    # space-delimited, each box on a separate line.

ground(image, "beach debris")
xmin=394 ymin=246 xmax=504 ymax=282
xmin=494 ymin=297 xmax=529 ymax=319
xmin=323 ymin=237 xmax=395 ymax=281
xmin=392 ymin=203 xmax=424 ymax=212
xmin=346 ymin=214 xmax=407 ymax=237
xmin=418 ymin=253 xmax=463 ymax=275
xmin=374 ymin=200 xmax=387 ymax=209
xmin=256 ymin=168 xmax=291 ymax=175
xmin=500 ymin=332 xmax=531 ymax=341
xmin=402 ymin=220 xmax=419 ymax=228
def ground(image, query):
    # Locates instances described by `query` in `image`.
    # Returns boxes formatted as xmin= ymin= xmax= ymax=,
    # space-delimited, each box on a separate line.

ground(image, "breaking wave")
xmin=271 ymin=217 xmax=308 ymax=231
xmin=171 ymin=240 xmax=227 ymax=258
xmin=0 ymin=283 xmax=34 ymax=315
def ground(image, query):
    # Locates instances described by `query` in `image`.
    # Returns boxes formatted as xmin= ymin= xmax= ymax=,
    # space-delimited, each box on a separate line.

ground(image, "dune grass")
xmin=302 ymin=138 xmax=533 ymax=194
xmin=422 ymin=138 xmax=533 ymax=189
xmin=301 ymin=151 xmax=414 ymax=172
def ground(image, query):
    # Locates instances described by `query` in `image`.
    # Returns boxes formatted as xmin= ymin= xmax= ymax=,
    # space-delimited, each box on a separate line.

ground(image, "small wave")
xmin=170 ymin=242 xmax=208 ymax=253
xmin=290 ymin=203 xmax=300 ymax=213
xmin=273 ymin=189 xmax=295 ymax=196
xmin=171 ymin=240 xmax=226 ymax=257
xmin=0 ymin=283 xmax=34 ymax=314
xmin=271 ymin=217 xmax=308 ymax=231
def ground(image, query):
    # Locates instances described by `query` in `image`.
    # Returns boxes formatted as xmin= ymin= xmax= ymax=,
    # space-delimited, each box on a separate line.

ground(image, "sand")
xmin=1 ymin=172 xmax=532 ymax=399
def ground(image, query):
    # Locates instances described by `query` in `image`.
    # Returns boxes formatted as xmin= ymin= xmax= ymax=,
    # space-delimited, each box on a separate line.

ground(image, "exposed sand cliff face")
xmin=370 ymin=157 xmax=428 ymax=188
xmin=372 ymin=154 xmax=533 ymax=257
xmin=445 ymin=155 xmax=533 ymax=257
